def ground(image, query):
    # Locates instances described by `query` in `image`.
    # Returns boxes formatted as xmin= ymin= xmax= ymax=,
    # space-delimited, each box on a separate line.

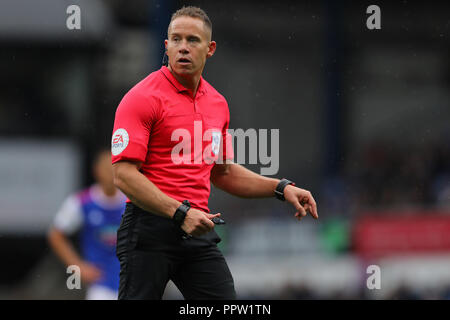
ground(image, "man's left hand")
xmin=283 ymin=185 xmax=318 ymax=221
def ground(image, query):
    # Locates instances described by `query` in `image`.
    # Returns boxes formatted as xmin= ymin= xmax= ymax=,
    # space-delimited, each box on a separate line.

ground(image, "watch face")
xmin=174 ymin=209 xmax=186 ymax=225
xmin=173 ymin=202 xmax=189 ymax=226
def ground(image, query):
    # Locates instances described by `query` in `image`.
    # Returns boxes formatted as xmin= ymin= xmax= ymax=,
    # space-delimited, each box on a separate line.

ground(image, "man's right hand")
xmin=181 ymin=208 xmax=221 ymax=237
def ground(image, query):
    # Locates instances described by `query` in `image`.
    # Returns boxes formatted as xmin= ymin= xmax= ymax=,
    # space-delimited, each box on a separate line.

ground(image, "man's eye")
xmin=189 ymin=38 xmax=199 ymax=42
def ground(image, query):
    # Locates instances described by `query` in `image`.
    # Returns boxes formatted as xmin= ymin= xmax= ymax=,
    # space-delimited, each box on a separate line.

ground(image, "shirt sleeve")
xmin=111 ymin=90 xmax=160 ymax=164
xmin=52 ymin=195 xmax=84 ymax=235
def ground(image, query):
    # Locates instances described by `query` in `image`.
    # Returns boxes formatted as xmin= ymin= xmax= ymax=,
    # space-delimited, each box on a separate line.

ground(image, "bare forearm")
xmin=113 ymin=163 xmax=180 ymax=218
xmin=47 ymin=228 xmax=82 ymax=267
xmin=211 ymin=163 xmax=279 ymax=198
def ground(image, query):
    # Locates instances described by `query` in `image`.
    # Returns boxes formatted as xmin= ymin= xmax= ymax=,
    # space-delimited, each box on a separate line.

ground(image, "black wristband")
xmin=172 ymin=200 xmax=190 ymax=227
xmin=274 ymin=178 xmax=295 ymax=201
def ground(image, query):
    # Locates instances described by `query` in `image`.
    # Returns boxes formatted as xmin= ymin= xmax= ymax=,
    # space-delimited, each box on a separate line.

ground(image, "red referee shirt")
xmin=111 ymin=66 xmax=233 ymax=213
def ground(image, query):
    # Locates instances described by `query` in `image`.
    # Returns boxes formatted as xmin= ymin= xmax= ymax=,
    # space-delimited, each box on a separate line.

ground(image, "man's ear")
xmin=164 ymin=39 xmax=168 ymax=51
xmin=206 ymin=41 xmax=216 ymax=59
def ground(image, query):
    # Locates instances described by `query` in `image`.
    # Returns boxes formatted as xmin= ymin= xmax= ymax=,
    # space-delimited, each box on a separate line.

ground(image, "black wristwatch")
xmin=274 ymin=178 xmax=295 ymax=201
xmin=172 ymin=200 xmax=190 ymax=227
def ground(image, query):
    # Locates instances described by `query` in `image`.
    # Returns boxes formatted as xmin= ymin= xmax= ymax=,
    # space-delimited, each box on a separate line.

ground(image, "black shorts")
xmin=116 ymin=203 xmax=236 ymax=300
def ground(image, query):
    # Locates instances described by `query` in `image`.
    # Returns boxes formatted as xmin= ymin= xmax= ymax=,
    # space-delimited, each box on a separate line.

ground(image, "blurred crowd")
xmin=322 ymin=139 xmax=450 ymax=215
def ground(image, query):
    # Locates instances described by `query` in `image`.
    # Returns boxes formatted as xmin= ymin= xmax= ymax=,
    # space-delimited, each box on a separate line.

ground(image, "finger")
xmin=294 ymin=201 xmax=307 ymax=219
xmin=201 ymin=217 xmax=215 ymax=230
xmin=295 ymin=201 xmax=307 ymax=220
xmin=205 ymin=213 xmax=221 ymax=220
xmin=307 ymin=197 xmax=318 ymax=219
xmin=196 ymin=221 xmax=211 ymax=232
xmin=301 ymin=204 xmax=310 ymax=220
xmin=302 ymin=195 xmax=318 ymax=219
xmin=293 ymin=200 xmax=304 ymax=214
xmin=298 ymin=205 xmax=307 ymax=217
xmin=311 ymin=205 xmax=318 ymax=219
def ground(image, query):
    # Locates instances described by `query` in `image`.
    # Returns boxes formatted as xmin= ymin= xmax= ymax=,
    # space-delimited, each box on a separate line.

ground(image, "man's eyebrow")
xmin=170 ymin=33 xmax=202 ymax=39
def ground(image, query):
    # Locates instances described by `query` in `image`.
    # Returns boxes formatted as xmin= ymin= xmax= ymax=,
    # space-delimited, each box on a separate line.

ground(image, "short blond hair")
xmin=168 ymin=6 xmax=212 ymax=38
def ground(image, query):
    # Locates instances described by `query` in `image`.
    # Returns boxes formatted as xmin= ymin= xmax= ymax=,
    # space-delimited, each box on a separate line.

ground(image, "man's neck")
xmin=168 ymin=65 xmax=201 ymax=98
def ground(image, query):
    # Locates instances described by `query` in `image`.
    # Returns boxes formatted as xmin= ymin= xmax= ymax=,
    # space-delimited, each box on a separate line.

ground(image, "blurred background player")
xmin=47 ymin=149 xmax=126 ymax=300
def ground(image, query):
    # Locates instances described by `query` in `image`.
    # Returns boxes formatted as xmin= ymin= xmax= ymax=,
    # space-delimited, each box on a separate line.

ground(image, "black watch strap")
xmin=274 ymin=178 xmax=295 ymax=201
xmin=172 ymin=200 xmax=190 ymax=227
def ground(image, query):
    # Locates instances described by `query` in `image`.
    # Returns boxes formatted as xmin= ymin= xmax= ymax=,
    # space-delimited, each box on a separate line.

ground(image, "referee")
xmin=112 ymin=6 xmax=318 ymax=300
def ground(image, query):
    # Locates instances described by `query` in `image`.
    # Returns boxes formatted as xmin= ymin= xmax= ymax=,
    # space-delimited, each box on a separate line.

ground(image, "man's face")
xmin=165 ymin=16 xmax=215 ymax=78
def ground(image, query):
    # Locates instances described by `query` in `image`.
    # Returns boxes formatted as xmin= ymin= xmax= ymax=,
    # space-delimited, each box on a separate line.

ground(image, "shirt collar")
xmin=160 ymin=66 xmax=207 ymax=96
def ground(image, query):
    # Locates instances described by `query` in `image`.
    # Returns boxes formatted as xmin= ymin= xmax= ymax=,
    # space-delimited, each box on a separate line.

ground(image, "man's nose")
xmin=179 ymin=40 xmax=190 ymax=53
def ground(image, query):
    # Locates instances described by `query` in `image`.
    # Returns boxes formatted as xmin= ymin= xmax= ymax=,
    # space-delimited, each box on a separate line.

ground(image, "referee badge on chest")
xmin=211 ymin=131 xmax=221 ymax=156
